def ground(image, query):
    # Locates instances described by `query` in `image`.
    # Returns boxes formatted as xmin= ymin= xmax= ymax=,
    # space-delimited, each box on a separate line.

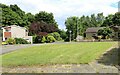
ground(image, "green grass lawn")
xmin=1 ymin=42 xmax=116 ymax=67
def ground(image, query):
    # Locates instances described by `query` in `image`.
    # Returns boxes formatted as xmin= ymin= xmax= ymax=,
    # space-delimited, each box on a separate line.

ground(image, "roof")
xmin=2 ymin=25 xmax=26 ymax=30
xmin=85 ymin=27 xmax=105 ymax=33
xmin=110 ymin=25 xmax=120 ymax=29
xmin=110 ymin=25 xmax=120 ymax=32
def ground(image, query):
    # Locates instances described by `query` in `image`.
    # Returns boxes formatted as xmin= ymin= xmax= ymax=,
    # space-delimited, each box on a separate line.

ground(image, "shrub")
xmin=2 ymin=42 xmax=7 ymax=45
xmin=97 ymin=27 xmax=112 ymax=39
xmin=15 ymin=38 xmax=29 ymax=44
xmin=41 ymin=36 xmax=46 ymax=43
xmin=58 ymin=29 xmax=67 ymax=40
xmin=49 ymin=32 xmax=62 ymax=41
xmin=33 ymin=35 xmax=37 ymax=43
xmin=6 ymin=38 xmax=16 ymax=45
xmin=46 ymin=35 xmax=56 ymax=43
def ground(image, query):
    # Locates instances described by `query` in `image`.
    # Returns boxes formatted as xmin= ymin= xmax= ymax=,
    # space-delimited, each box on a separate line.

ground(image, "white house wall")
xmin=11 ymin=26 xmax=26 ymax=38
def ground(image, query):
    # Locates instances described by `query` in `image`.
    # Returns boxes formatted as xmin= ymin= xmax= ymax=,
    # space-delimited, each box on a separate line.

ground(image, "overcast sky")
xmin=0 ymin=0 xmax=119 ymax=30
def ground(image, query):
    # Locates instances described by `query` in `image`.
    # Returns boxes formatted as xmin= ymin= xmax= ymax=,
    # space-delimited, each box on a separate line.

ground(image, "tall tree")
xmin=29 ymin=21 xmax=58 ymax=36
xmin=65 ymin=16 xmax=79 ymax=40
xmin=112 ymin=12 xmax=120 ymax=26
xmin=1 ymin=3 xmax=22 ymax=26
xmin=10 ymin=4 xmax=25 ymax=18
xmin=35 ymin=11 xmax=58 ymax=28
xmin=102 ymin=14 xmax=114 ymax=27
xmin=96 ymin=13 xmax=104 ymax=27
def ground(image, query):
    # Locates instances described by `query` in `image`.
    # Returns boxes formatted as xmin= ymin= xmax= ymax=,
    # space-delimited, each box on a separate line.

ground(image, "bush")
xmin=2 ymin=42 xmax=7 ymax=45
xmin=15 ymin=38 xmax=29 ymax=44
xmin=49 ymin=32 xmax=62 ymax=41
xmin=58 ymin=29 xmax=67 ymax=40
xmin=46 ymin=35 xmax=56 ymax=43
xmin=33 ymin=35 xmax=37 ymax=43
xmin=41 ymin=36 xmax=46 ymax=43
xmin=6 ymin=38 xmax=16 ymax=45
xmin=97 ymin=27 xmax=112 ymax=39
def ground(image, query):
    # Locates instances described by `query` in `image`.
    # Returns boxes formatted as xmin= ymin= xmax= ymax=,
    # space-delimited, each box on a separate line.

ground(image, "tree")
xmin=1 ymin=3 xmax=22 ymax=26
xmin=112 ymin=12 xmax=120 ymax=26
xmin=26 ymin=13 xmax=35 ymax=23
xmin=35 ymin=11 xmax=58 ymax=28
xmin=65 ymin=16 xmax=79 ymax=40
xmin=58 ymin=29 xmax=67 ymax=40
xmin=65 ymin=13 xmax=106 ymax=41
xmin=96 ymin=13 xmax=104 ymax=27
xmin=10 ymin=4 xmax=25 ymax=18
xmin=102 ymin=14 xmax=114 ymax=27
xmin=1 ymin=4 xmax=34 ymax=27
xmin=29 ymin=21 xmax=58 ymax=35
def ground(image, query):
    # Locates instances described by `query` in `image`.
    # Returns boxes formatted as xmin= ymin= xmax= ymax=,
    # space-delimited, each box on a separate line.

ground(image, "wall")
xmin=11 ymin=26 xmax=26 ymax=38
xmin=86 ymin=32 xmax=96 ymax=40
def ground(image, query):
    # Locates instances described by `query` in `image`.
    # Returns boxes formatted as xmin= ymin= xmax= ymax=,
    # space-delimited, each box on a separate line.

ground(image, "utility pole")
xmin=69 ymin=30 xmax=71 ymax=42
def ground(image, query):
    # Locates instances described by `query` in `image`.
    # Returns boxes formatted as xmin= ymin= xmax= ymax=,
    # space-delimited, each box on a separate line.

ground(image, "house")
xmin=2 ymin=25 xmax=33 ymax=44
xmin=85 ymin=27 xmax=104 ymax=39
xmin=110 ymin=25 xmax=120 ymax=40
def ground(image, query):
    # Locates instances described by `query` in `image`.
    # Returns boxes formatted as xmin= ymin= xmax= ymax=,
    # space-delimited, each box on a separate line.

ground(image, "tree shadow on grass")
xmin=97 ymin=48 xmax=119 ymax=66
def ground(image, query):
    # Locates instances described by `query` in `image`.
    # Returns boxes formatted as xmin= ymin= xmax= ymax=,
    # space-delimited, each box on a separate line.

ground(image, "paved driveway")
xmin=1 ymin=44 xmax=46 ymax=55
xmin=1 ymin=42 xmax=67 ymax=55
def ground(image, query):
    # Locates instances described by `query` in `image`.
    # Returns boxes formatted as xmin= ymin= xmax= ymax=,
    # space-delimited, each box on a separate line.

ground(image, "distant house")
xmin=85 ymin=27 xmax=104 ymax=39
xmin=110 ymin=25 xmax=120 ymax=32
xmin=110 ymin=25 xmax=120 ymax=40
xmin=2 ymin=25 xmax=33 ymax=44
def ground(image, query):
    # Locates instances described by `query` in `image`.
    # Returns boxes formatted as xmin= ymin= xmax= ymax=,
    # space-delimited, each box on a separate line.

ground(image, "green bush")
xmin=15 ymin=38 xmax=29 ymax=44
xmin=33 ymin=35 xmax=37 ymax=43
xmin=6 ymin=38 xmax=16 ymax=45
xmin=41 ymin=36 xmax=46 ymax=43
xmin=49 ymin=32 xmax=62 ymax=41
xmin=97 ymin=27 xmax=112 ymax=39
xmin=46 ymin=35 xmax=56 ymax=43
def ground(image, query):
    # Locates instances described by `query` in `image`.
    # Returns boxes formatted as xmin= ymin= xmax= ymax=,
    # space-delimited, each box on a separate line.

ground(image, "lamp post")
xmin=69 ymin=30 xmax=72 ymax=42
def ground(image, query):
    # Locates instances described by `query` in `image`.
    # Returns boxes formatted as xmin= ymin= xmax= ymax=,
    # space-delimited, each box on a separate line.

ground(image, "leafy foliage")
xmin=46 ymin=35 xmax=56 ymax=43
xmin=41 ymin=36 xmax=46 ymax=43
xmin=1 ymin=3 xmax=35 ymax=27
xmin=6 ymin=38 xmax=16 ymax=44
xmin=49 ymin=32 xmax=62 ymax=41
xmin=58 ymin=29 xmax=67 ymax=40
xmin=29 ymin=21 xmax=58 ymax=35
xmin=102 ymin=14 xmax=114 ymax=27
xmin=35 ymin=11 xmax=58 ymax=28
xmin=65 ymin=13 xmax=112 ymax=41
xmin=15 ymin=38 xmax=29 ymax=44
xmin=112 ymin=12 xmax=120 ymax=26
xmin=97 ymin=28 xmax=113 ymax=39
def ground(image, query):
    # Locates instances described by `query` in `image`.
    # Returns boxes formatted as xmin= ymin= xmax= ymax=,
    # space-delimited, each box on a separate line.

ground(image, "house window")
xmin=26 ymin=30 xmax=28 ymax=32
xmin=5 ymin=38 xmax=7 ymax=40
